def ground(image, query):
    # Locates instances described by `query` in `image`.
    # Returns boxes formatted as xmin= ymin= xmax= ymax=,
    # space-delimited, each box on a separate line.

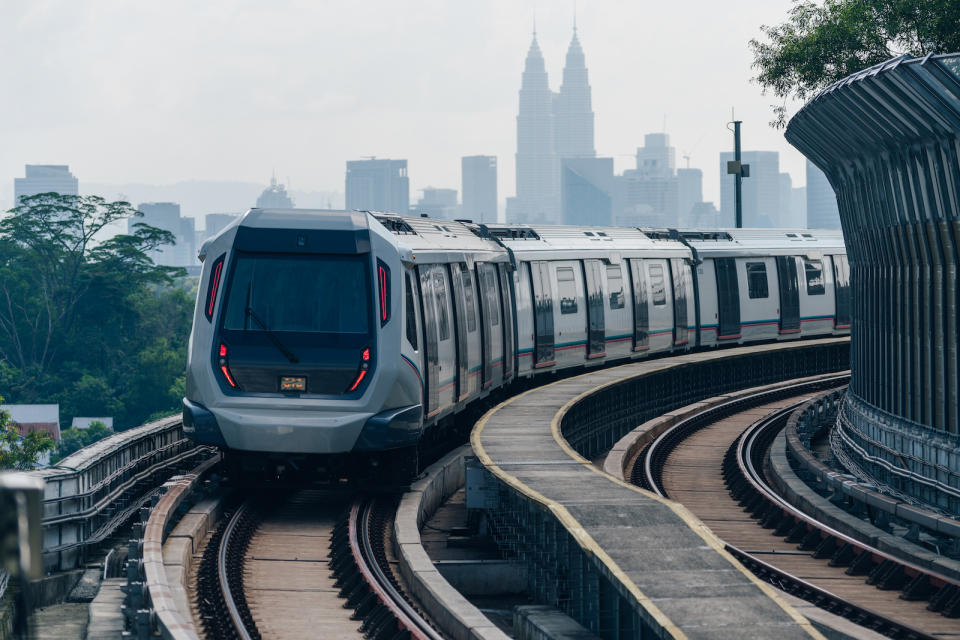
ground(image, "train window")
xmin=557 ymin=267 xmax=578 ymax=314
xmin=805 ymin=259 xmax=825 ymax=295
xmin=649 ymin=264 xmax=667 ymax=306
xmin=434 ymin=270 xmax=450 ymax=340
xmin=606 ymin=265 xmax=625 ymax=309
xmin=461 ymin=267 xmax=477 ymax=333
xmin=746 ymin=262 xmax=769 ymax=299
xmin=405 ymin=274 xmax=418 ymax=349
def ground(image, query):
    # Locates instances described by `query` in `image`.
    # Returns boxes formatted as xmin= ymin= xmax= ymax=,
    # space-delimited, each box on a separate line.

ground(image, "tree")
xmin=0 ymin=401 xmax=54 ymax=470
xmin=52 ymin=420 xmax=112 ymax=463
xmin=750 ymin=0 xmax=960 ymax=127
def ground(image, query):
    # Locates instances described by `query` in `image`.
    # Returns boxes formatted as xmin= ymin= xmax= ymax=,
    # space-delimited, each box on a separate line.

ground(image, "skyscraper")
xmin=133 ymin=202 xmax=180 ymax=266
xmin=414 ymin=188 xmax=459 ymax=219
xmin=676 ymin=168 xmax=703 ymax=226
xmin=806 ymin=160 xmax=841 ymax=228
xmin=507 ymin=32 xmax=559 ymax=224
xmin=636 ymin=134 xmax=675 ymax=179
xmin=345 ymin=158 xmax=409 ymax=213
xmin=554 ymin=27 xmax=595 ymax=160
xmin=256 ymin=175 xmax=294 ymax=209
xmin=719 ymin=151 xmax=781 ymax=227
xmin=562 ymin=157 xmax=613 ymax=226
xmin=14 ymin=165 xmax=79 ymax=204
xmin=461 ymin=156 xmax=497 ymax=223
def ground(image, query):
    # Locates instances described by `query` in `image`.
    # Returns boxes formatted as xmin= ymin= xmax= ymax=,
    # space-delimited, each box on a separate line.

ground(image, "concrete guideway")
xmin=471 ymin=338 xmax=850 ymax=639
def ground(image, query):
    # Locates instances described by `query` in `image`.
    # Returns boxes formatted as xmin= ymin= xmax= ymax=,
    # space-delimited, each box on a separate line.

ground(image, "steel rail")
xmin=351 ymin=498 xmax=445 ymax=640
xmin=218 ymin=502 xmax=257 ymax=640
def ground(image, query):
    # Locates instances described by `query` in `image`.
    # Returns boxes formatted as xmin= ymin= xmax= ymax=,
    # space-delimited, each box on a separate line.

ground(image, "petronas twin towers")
xmin=506 ymin=28 xmax=596 ymax=224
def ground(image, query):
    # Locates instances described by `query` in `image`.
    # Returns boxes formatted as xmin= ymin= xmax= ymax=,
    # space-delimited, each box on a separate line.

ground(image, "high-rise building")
xmin=676 ymin=168 xmax=703 ymax=226
xmin=562 ymin=157 xmax=613 ymax=226
xmin=178 ymin=216 xmax=196 ymax=267
xmin=719 ymin=151 xmax=781 ymax=227
xmin=791 ymin=187 xmax=807 ymax=228
xmin=14 ymin=165 xmax=79 ymax=204
xmin=507 ymin=32 xmax=559 ymax=224
xmin=204 ymin=213 xmax=241 ymax=239
xmin=133 ymin=202 xmax=180 ymax=266
xmin=461 ymin=156 xmax=498 ymax=223
xmin=554 ymin=28 xmax=595 ymax=160
xmin=345 ymin=158 xmax=409 ymax=213
xmin=778 ymin=172 xmax=793 ymax=228
xmin=256 ymin=175 xmax=294 ymax=209
xmin=636 ymin=134 xmax=675 ymax=179
xmin=415 ymin=188 xmax=459 ymax=220
xmin=805 ymin=159 xmax=840 ymax=228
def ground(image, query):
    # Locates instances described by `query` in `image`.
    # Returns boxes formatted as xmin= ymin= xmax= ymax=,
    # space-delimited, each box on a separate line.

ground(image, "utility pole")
xmin=726 ymin=113 xmax=749 ymax=228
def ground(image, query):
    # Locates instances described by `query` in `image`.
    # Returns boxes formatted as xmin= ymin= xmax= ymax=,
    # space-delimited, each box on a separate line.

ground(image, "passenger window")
xmin=405 ymin=274 xmax=418 ymax=349
xmin=434 ymin=270 xmax=450 ymax=340
xmin=746 ymin=262 xmax=769 ymax=299
xmin=649 ymin=264 xmax=666 ymax=306
xmin=805 ymin=259 xmax=825 ymax=295
xmin=557 ymin=267 xmax=578 ymax=314
xmin=461 ymin=267 xmax=477 ymax=333
xmin=606 ymin=265 xmax=625 ymax=309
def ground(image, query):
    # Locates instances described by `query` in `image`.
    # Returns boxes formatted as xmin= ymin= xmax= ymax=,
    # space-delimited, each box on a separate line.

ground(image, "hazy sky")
xmin=1 ymin=0 xmax=811 ymax=212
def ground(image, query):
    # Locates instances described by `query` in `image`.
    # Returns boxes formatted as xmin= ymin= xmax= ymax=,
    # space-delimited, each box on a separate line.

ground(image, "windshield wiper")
xmin=245 ymin=306 xmax=299 ymax=364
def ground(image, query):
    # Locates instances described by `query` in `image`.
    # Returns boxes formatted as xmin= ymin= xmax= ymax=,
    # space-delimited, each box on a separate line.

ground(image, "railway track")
xmin=633 ymin=378 xmax=960 ymax=640
xmin=197 ymin=490 xmax=443 ymax=640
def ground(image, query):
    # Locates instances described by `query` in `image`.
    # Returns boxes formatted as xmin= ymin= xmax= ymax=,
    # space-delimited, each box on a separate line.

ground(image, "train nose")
xmin=211 ymin=405 xmax=375 ymax=453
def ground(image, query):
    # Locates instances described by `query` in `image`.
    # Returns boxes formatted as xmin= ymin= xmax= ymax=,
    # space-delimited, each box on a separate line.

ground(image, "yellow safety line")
xmin=471 ymin=338 xmax=847 ymax=640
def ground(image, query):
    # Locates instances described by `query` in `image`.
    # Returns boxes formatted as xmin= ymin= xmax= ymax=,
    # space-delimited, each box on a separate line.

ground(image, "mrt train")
xmin=183 ymin=209 xmax=849 ymax=484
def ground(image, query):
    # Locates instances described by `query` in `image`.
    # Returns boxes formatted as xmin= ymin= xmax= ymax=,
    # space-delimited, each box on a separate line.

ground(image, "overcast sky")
xmin=0 ymin=0 xmax=811 ymax=212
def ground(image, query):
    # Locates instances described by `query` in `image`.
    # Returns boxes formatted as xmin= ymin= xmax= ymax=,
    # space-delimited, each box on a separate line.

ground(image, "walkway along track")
xmin=634 ymin=377 xmax=960 ymax=639
xmin=197 ymin=490 xmax=444 ymax=640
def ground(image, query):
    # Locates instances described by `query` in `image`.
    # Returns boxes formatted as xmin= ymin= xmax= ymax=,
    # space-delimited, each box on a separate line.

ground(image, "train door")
xmin=714 ymin=258 xmax=741 ymax=340
xmin=431 ymin=267 xmax=456 ymax=409
xmin=458 ymin=264 xmax=482 ymax=394
xmin=646 ymin=260 xmax=673 ymax=352
xmin=603 ymin=262 xmax=631 ymax=357
xmin=403 ymin=271 xmax=424 ymax=406
xmin=582 ymin=260 xmax=606 ymax=359
xmin=799 ymin=257 xmax=829 ymax=335
xmin=417 ymin=266 xmax=440 ymax=418
xmin=553 ymin=261 xmax=586 ymax=366
xmin=776 ymin=256 xmax=801 ymax=334
xmin=448 ymin=263 xmax=469 ymax=402
xmin=497 ymin=263 xmax=515 ymax=380
xmin=738 ymin=258 xmax=778 ymax=341
xmin=670 ymin=258 xmax=691 ymax=347
xmin=628 ymin=258 xmax=650 ymax=352
xmin=515 ymin=263 xmax=535 ymax=374
xmin=696 ymin=260 xmax=718 ymax=346
xmin=833 ymin=255 xmax=851 ymax=330
xmin=477 ymin=262 xmax=504 ymax=388
xmin=530 ymin=261 xmax=555 ymax=367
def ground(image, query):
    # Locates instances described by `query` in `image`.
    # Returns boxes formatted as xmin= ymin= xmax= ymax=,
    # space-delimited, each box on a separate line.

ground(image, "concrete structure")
xmin=719 ymin=150 xmax=781 ymax=228
xmin=414 ymin=187 xmax=458 ymax=220
xmin=561 ymin=157 xmax=613 ymax=226
xmin=805 ymin=159 xmax=840 ymax=228
xmin=255 ymin=175 xmax=294 ymax=209
xmin=507 ymin=32 xmax=559 ymax=224
xmin=1 ymin=404 xmax=60 ymax=441
xmin=786 ymin=53 xmax=960 ymax=512
xmin=461 ymin=155 xmax=497 ymax=223
xmin=14 ymin=165 xmax=78 ymax=204
xmin=345 ymin=158 xmax=409 ymax=214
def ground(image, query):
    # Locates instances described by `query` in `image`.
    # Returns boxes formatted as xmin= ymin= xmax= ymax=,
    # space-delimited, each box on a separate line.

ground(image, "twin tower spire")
xmin=508 ymin=26 xmax=595 ymax=225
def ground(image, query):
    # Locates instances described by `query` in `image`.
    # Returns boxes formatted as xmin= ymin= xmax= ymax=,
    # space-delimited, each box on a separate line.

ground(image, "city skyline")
xmin=1 ymin=1 xmax=815 ymax=214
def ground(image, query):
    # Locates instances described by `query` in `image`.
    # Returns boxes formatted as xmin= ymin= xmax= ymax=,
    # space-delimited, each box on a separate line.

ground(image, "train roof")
xmin=675 ymin=228 xmax=845 ymax=257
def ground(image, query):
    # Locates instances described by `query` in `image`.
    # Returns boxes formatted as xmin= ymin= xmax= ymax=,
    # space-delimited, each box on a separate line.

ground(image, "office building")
xmin=676 ymin=168 xmax=703 ymax=226
xmin=719 ymin=151 xmax=781 ymax=227
xmin=204 ymin=213 xmax=241 ymax=239
xmin=806 ymin=160 xmax=841 ymax=228
xmin=562 ymin=157 xmax=613 ymax=226
xmin=132 ymin=202 xmax=180 ymax=266
xmin=636 ymin=134 xmax=675 ymax=179
xmin=256 ymin=175 xmax=294 ymax=209
xmin=14 ymin=165 xmax=78 ymax=204
xmin=415 ymin=188 xmax=459 ymax=220
xmin=345 ymin=158 xmax=409 ymax=213
xmin=461 ymin=156 xmax=497 ymax=223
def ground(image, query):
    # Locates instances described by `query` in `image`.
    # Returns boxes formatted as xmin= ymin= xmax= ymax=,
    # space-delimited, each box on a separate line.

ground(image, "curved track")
xmin=199 ymin=491 xmax=443 ymax=640
xmin=634 ymin=379 xmax=960 ymax=640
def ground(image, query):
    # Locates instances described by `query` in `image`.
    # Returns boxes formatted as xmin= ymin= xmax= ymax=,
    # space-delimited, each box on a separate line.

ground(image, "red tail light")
xmin=348 ymin=346 xmax=372 ymax=392
xmin=218 ymin=343 xmax=237 ymax=388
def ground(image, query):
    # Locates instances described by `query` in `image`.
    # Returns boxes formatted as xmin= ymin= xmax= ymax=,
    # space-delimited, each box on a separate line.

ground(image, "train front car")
xmin=183 ymin=209 xmax=421 ymax=486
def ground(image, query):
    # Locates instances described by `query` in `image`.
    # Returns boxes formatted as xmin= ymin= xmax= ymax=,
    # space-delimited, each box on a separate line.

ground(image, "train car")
xmin=183 ymin=209 xmax=848 ymax=485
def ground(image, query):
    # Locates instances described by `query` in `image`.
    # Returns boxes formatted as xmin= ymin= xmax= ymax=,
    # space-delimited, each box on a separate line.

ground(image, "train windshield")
xmin=222 ymin=253 xmax=371 ymax=335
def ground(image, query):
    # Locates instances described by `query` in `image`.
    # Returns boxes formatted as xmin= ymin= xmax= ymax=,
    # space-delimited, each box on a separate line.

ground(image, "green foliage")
xmin=52 ymin=420 xmax=113 ymax=464
xmin=750 ymin=0 xmax=960 ymax=126
xmin=0 ymin=400 xmax=54 ymax=470
xmin=0 ymin=193 xmax=194 ymax=430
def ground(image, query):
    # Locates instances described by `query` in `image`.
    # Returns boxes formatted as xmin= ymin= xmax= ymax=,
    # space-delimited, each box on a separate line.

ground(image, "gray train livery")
xmin=183 ymin=209 xmax=849 ymax=485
